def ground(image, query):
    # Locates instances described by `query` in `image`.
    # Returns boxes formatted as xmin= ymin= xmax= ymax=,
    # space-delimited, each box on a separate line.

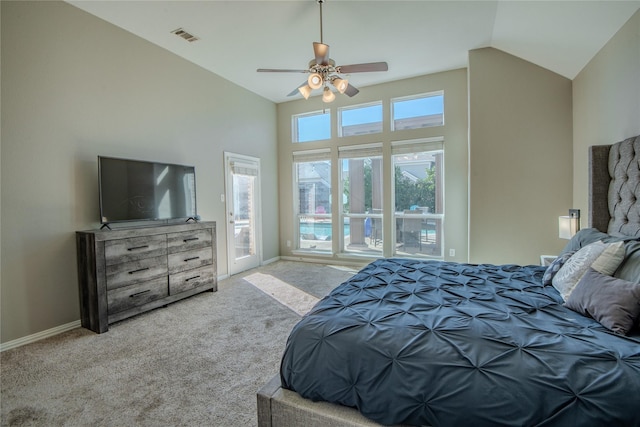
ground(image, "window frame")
xmin=288 ymin=89 xmax=450 ymax=261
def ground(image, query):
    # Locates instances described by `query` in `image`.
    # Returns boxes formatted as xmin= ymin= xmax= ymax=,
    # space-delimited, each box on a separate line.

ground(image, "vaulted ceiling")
xmin=68 ymin=1 xmax=640 ymax=103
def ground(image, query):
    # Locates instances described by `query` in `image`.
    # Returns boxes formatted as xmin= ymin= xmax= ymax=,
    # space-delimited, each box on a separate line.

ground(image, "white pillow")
xmin=591 ymin=241 xmax=626 ymax=275
xmin=552 ymin=241 xmax=625 ymax=300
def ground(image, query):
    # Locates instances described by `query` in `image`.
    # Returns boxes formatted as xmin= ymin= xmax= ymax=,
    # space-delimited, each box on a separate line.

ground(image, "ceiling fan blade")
xmin=287 ymin=82 xmax=308 ymax=97
xmin=257 ymin=68 xmax=309 ymax=73
xmin=344 ymin=84 xmax=360 ymax=97
xmin=313 ymin=42 xmax=330 ymax=66
xmin=337 ymin=62 xmax=389 ymax=74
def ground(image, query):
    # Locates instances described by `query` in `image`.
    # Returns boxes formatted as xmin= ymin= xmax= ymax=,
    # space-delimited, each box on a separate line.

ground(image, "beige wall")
xmin=573 ymin=9 xmax=640 ymax=224
xmin=468 ymin=48 xmax=573 ymax=265
xmin=276 ymin=69 xmax=469 ymax=264
xmin=1 ymin=1 xmax=278 ymax=344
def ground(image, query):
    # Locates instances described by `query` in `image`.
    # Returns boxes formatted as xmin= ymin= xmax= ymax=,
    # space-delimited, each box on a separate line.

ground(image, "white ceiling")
xmin=68 ymin=1 xmax=639 ymax=103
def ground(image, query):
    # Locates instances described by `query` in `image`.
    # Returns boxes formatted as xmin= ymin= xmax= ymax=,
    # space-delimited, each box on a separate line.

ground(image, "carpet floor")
xmin=0 ymin=261 xmax=360 ymax=427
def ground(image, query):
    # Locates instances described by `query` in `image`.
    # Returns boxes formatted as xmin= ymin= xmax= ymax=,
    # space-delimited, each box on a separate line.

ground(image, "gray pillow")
xmin=614 ymin=240 xmax=640 ymax=284
xmin=565 ymin=268 xmax=640 ymax=335
xmin=553 ymin=241 xmax=626 ymax=300
xmin=559 ymin=228 xmax=610 ymax=257
xmin=558 ymin=228 xmax=636 ymax=257
xmin=559 ymin=229 xmax=640 ymax=284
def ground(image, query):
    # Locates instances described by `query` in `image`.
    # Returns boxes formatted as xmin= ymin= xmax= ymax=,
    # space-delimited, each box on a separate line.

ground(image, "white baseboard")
xmin=280 ymin=255 xmax=367 ymax=268
xmin=1 ymin=320 xmax=81 ymax=352
xmin=262 ymin=256 xmax=280 ymax=266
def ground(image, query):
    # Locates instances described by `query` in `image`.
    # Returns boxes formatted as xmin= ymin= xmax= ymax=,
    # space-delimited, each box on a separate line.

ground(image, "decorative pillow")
xmin=565 ymin=268 xmax=640 ymax=335
xmin=552 ymin=241 xmax=625 ymax=300
xmin=558 ymin=228 xmax=633 ymax=257
xmin=591 ymin=241 xmax=626 ymax=275
xmin=542 ymin=251 xmax=575 ymax=286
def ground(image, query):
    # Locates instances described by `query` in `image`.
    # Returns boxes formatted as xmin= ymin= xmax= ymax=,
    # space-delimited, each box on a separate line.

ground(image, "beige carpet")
xmin=0 ymin=261 xmax=360 ymax=427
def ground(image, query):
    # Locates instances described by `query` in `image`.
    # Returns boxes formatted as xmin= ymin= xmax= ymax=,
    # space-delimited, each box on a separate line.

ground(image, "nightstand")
xmin=540 ymin=255 xmax=557 ymax=266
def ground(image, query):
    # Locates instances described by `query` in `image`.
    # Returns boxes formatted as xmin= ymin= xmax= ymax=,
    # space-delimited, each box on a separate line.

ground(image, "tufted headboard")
xmin=589 ymin=135 xmax=640 ymax=238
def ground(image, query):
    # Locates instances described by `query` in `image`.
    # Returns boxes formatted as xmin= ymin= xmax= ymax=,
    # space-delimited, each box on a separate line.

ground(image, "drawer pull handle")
xmin=128 ymin=267 xmax=150 ymax=274
xmin=186 ymin=275 xmax=201 ymax=282
xmin=130 ymin=290 xmax=151 ymax=298
xmin=184 ymin=256 xmax=200 ymax=262
xmin=127 ymin=245 xmax=149 ymax=251
xmin=183 ymin=237 xmax=199 ymax=243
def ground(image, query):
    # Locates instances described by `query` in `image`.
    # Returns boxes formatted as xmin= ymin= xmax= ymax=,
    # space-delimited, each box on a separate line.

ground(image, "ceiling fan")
xmin=257 ymin=0 xmax=388 ymax=102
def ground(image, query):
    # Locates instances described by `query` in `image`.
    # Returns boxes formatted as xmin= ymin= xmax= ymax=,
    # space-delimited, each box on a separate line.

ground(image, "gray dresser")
xmin=76 ymin=222 xmax=217 ymax=333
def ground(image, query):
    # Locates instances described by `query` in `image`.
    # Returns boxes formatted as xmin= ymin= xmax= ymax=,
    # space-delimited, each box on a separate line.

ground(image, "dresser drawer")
xmin=167 ymin=229 xmax=212 ymax=253
xmin=169 ymin=265 xmax=214 ymax=295
xmin=168 ymin=247 xmax=213 ymax=274
xmin=107 ymin=276 xmax=169 ymax=314
xmin=104 ymin=234 xmax=167 ymax=265
xmin=106 ymin=255 xmax=168 ymax=290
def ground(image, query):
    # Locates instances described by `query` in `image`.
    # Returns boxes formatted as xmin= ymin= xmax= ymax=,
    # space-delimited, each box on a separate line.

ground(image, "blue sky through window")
xmin=341 ymin=104 xmax=382 ymax=126
xmin=297 ymin=112 xmax=330 ymax=142
xmin=393 ymin=95 xmax=443 ymax=120
xmin=295 ymin=93 xmax=444 ymax=142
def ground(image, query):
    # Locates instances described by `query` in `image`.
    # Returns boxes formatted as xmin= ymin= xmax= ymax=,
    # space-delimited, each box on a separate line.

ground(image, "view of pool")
xmin=300 ymin=222 xmax=351 ymax=239
xmin=301 ymin=219 xmax=437 ymax=241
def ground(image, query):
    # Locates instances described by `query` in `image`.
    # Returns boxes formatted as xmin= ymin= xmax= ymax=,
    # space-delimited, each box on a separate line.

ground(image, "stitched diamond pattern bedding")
xmin=280 ymin=258 xmax=640 ymax=426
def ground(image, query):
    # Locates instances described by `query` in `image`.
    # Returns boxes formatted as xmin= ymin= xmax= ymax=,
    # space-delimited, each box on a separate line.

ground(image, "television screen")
xmin=98 ymin=156 xmax=197 ymax=224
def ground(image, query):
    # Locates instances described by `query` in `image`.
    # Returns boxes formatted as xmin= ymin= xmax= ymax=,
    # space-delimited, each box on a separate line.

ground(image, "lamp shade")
xmin=332 ymin=78 xmax=348 ymax=94
xmin=307 ymin=73 xmax=323 ymax=90
xmin=559 ymin=216 xmax=579 ymax=239
xmin=298 ymin=85 xmax=312 ymax=100
xmin=322 ymin=87 xmax=335 ymax=103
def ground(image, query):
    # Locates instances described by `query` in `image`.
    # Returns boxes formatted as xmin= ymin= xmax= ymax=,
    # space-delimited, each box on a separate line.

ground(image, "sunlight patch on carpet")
xmin=244 ymin=273 xmax=320 ymax=316
xmin=327 ymin=265 xmax=358 ymax=273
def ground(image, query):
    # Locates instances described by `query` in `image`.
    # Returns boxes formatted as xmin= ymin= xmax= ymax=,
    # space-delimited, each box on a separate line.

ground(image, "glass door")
xmin=224 ymin=153 xmax=261 ymax=275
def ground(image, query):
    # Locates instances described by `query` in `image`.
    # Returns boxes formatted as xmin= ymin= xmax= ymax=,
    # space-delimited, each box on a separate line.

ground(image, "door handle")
xmin=230 ymin=220 xmax=235 ymax=224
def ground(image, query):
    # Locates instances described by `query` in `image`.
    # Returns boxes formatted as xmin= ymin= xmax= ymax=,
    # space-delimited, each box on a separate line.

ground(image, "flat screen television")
xmin=98 ymin=156 xmax=197 ymax=225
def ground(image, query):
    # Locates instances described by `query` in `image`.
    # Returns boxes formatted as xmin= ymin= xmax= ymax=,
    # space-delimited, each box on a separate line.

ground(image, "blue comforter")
xmin=280 ymin=258 xmax=640 ymax=426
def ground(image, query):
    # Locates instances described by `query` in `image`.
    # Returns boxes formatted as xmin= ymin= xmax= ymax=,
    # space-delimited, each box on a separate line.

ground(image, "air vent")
xmin=171 ymin=28 xmax=199 ymax=43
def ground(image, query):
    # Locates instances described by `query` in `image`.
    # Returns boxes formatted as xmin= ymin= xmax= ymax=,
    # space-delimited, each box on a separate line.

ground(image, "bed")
xmin=258 ymin=135 xmax=640 ymax=427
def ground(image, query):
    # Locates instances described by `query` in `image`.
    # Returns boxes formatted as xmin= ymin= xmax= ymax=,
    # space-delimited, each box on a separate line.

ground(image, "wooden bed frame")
xmin=257 ymin=135 xmax=640 ymax=427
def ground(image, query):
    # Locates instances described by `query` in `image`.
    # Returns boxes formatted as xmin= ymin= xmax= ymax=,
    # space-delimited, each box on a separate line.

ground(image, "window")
xmin=293 ymin=149 xmax=332 ymax=252
xmin=391 ymin=92 xmax=444 ymax=131
xmin=392 ymin=139 xmax=444 ymax=258
xmin=289 ymin=91 xmax=448 ymax=260
xmin=339 ymin=144 xmax=383 ymax=256
xmin=338 ymin=102 xmax=382 ymax=137
xmin=293 ymin=110 xmax=331 ymax=143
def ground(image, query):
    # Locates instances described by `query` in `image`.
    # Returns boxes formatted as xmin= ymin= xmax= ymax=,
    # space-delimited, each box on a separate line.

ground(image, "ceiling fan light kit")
xmin=298 ymin=85 xmax=313 ymax=100
xmin=322 ymin=86 xmax=336 ymax=103
xmin=308 ymin=73 xmax=323 ymax=89
xmin=257 ymin=0 xmax=388 ymax=103
xmin=332 ymin=78 xmax=348 ymax=94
